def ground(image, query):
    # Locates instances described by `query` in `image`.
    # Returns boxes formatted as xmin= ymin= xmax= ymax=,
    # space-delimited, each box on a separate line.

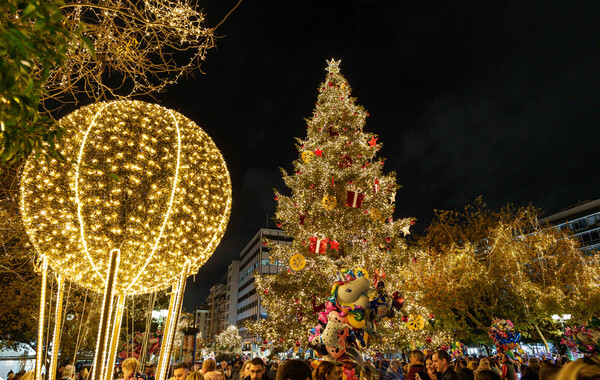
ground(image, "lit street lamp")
xmin=552 ymin=314 xmax=572 ymax=328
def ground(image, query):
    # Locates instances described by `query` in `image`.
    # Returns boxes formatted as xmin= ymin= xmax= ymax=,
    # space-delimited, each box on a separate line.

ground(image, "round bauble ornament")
xmin=20 ymin=100 xmax=232 ymax=295
xmin=301 ymin=150 xmax=314 ymax=163
xmin=289 ymin=254 xmax=306 ymax=271
xmin=322 ymin=195 xmax=337 ymax=210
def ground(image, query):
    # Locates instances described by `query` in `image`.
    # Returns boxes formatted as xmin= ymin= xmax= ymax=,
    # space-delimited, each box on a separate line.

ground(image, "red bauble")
xmin=274 ymin=196 xmax=279 ymax=201
xmin=295 ymin=341 xmax=301 ymax=347
xmin=428 ymin=313 xmax=435 ymax=319
xmin=294 ymin=299 xmax=300 ymax=304
xmin=385 ymin=237 xmax=391 ymax=243
xmin=276 ymin=223 xmax=282 ymax=228
xmin=280 ymin=338 xmax=284 ymax=342
xmin=411 ymin=220 xmax=416 ymax=225
xmin=262 ymin=242 xmax=267 ymax=246
xmin=402 ymin=315 xmax=409 ymax=323
xmin=263 ymin=289 xmax=269 ymax=294
xmin=426 ymin=337 xmax=432 ymax=344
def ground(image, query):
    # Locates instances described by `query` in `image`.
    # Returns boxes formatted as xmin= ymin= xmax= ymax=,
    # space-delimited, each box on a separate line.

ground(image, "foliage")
xmin=404 ymin=198 xmax=600 ymax=344
xmin=0 ymin=0 xmax=74 ymax=164
xmin=214 ymin=325 xmax=242 ymax=362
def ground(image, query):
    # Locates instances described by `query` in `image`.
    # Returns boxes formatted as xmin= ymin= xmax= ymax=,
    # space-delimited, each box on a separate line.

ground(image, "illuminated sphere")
xmin=21 ymin=100 xmax=232 ymax=295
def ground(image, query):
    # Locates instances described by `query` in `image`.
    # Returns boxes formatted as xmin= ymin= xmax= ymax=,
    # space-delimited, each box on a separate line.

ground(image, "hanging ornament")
xmin=370 ymin=208 xmax=381 ymax=222
xmin=373 ymin=178 xmax=380 ymax=193
xmin=322 ymin=194 xmax=337 ymax=210
xmin=301 ymin=150 xmax=314 ymax=163
xmin=309 ymin=235 xmax=329 ymax=254
xmin=346 ymin=188 xmax=364 ymax=208
xmin=402 ymin=225 xmax=411 ymax=236
xmin=389 ymin=191 xmax=396 ymax=204
xmin=289 ymin=254 xmax=306 ymax=271
xmin=313 ymin=148 xmax=323 ymax=157
xmin=338 ymin=155 xmax=353 ymax=169
xmin=299 ymin=214 xmax=307 ymax=225
xmin=329 ymin=240 xmax=340 ymax=250
xmin=368 ymin=136 xmax=378 ymax=147
xmin=407 ymin=314 xmax=426 ymax=331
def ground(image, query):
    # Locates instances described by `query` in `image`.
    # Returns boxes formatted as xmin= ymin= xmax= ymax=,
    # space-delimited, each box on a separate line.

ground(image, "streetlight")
xmin=552 ymin=314 xmax=572 ymax=328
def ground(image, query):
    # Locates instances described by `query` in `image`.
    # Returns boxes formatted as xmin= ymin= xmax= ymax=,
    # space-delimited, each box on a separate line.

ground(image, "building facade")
xmin=194 ymin=304 xmax=209 ymax=340
xmin=205 ymin=282 xmax=228 ymax=345
xmin=235 ymin=228 xmax=291 ymax=352
xmin=540 ymin=199 xmax=600 ymax=254
xmin=225 ymin=260 xmax=240 ymax=326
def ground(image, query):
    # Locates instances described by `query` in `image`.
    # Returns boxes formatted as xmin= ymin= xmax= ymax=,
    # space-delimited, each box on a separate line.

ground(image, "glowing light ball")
xmin=21 ymin=100 xmax=231 ymax=295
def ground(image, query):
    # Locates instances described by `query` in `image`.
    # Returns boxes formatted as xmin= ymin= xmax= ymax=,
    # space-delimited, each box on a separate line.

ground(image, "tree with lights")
xmin=247 ymin=59 xmax=425 ymax=354
xmin=214 ymin=325 xmax=242 ymax=362
xmin=404 ymin=198 xmax=600 ymax=350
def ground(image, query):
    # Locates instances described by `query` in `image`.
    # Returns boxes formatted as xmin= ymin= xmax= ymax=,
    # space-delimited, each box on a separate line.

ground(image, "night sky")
xmin=150 ymin=0 xmax=600 ymax=309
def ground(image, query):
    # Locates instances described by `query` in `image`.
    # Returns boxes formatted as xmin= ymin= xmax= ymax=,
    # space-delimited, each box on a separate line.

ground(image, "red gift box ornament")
xmin=373 ymin=178 xmax=380 ymax=194
xmin=309 ymin=235 xmax=329 ymax=254
xmin=346 ymin=188 xmax=364 ymax=208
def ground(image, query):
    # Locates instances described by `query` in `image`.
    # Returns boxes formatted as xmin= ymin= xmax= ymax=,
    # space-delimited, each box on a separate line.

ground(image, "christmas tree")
xmin=214 ymin=325 xmax=242 ymax=362
xmin=247 ymin=59 xmax=424 ymax=353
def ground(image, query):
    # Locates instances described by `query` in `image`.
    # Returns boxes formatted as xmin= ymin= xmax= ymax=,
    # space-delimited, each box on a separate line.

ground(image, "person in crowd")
xmin=276 ymin=360 xmax=312 ymax=380
xmin=474 ymin=359 xmax=491 ymax=377
xmin=457 ymin=367 xmax=474 ymax=380
xmin=555 ymin=355 xmax=600 ymax=380
xmin=466 ymin=362 xmax=477 ymax=372
xmin=432 ymin=350 xmax=460 ymax=380
xmin=500 ymin=353 xmax=516 ymax=380
xmin=314 ymin=361 xmax=343 ymax=380
xmin=384 ymin=360 xmax=403 ymax=380
xmin=173 ymin=363 xmax=190 ymax=380
xmin=474 ymin=371 xmax=500 ymax=380
xmin=520 ymin=366 xmax=538 ymax=380
xmin=455 ymin=362 xmax=465 ymax=373
xmin=8 ymin=371 xmax=15 ymax=380
xmin=122 ymin=358 xmax=145 ymax=380
xmin=417 ymin=354 xmax=437 ymax=380
xmin=203 ymin=359 xmax=224 ymax=380
xmin=80 ymin=367 xmax=89 ymax=380
xmin=61 ymin=365 xmax=76 ymax=380
xmin=538 ymin=361 xmax=561 ymax=380
xmin=244 ymin=358 xmax=270 ymax=380
xmin=187 ymin=372 xmax=204 ymax=380
xmin=114 ymin=366 xmax=123 ymax=380
xmin=407 ymin=350 xmax=428 ymax=380
xmin=145 ymin=365 xmax=155 ymax=380
xmin=221 ymin=361 xmax=232 ymax=380
xmin=267 ymin=362 xmax=278 ymax=380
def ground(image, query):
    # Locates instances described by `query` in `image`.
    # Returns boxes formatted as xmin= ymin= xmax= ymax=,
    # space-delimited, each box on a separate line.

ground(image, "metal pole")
xmin=156 ymin=264 xmax=189 ymax=380
xmin=104 ymin=296 xmax=126 ymax=380
xmin=91 ymin=249 xmax=121 ymax=380
xmin=48 ymin=274 xmax=66 ymax=380
xmin=35 ymin=257 xmax=48 ymax=380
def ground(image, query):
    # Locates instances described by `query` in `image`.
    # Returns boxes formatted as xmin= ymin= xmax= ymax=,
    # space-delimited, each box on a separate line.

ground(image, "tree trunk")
xmin=534 ymin=324 xmax=549 ymax=352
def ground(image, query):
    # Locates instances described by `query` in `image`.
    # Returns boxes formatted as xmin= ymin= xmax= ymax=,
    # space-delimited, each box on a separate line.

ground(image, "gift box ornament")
xmin=346 ymin=188 xmax=364 ymax=208
xmin=309 ymin=235 xmax=329 ymax=254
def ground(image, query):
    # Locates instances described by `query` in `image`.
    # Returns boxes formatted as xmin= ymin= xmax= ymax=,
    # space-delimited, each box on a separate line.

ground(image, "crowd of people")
xmin=5 ymin=349 xmax=600 ymax=380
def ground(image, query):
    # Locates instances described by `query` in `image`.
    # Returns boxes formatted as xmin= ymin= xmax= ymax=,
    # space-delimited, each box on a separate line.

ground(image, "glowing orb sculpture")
xmin=21 ymin=100 xmax=231 ymax=295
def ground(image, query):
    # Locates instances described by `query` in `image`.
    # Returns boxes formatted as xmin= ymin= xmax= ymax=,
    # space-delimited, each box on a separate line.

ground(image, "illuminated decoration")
xmin=156 ymin=263 xmax=188 ymax=380
xmin=44 ymin=0 xmax=243 ymax=105
xmin=289 ymin=254 xmax=306 ymax=271
xmin=214 ymin=325 xmax=243 ymax=359
xmin=20 ymin=100 xmax=232 ymax=295
xmin=246 ymin=60 xmax=418 ymax=353
xmin=35 ymin=257 xmax=48 ymax=380
xmin=48 ymin=275 xmax=65 ymax=380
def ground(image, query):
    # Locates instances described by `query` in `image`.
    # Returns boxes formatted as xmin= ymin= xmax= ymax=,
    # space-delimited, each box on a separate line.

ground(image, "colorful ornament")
xmin=338 ymin=155 xmax=353 ymax=169
xmin=329 ymin=240 xmax=340 ymax=250
xmin=309 ymin=235 xmax=329 ymax=254
xmin=346 ymin=188 xmax=364 ymax=208
xmin=301 ymin=150 xmax=314 ymax=163
xmin=289 ymin=254 xmax=306 ymax=271
xmin=368 ymin=136 xmax=378 ymax=147
xmin=406 ymin=314 xmax=426 ymax=331
xmin=373 ymin=178 xmax=380 ymax=193
xmin=314 ymin=148 xmax=323 ymax=157
xmin=322 ymin=195 xmax=337 ymax=210
xmin=370 ymin=208 xmax=381 ymax=222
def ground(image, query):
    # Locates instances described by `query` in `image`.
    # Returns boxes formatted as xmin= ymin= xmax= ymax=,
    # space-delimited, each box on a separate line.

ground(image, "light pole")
xmin=552 ymin=314 xmax=572 ymax=329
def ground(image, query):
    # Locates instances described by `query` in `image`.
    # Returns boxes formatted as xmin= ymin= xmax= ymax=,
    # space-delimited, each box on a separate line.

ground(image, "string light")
xmin=48 ymin=275 xmax=65 ymax=380
xmin=35 ymin=257 xmax=48 ymax=380
xmin=20 ymin=100 xmax=232 ymax=296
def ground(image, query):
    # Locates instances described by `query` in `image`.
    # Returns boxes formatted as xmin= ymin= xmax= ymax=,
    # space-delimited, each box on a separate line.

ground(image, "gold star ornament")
xmin=325 ymin=58 xmax=341 ymax=74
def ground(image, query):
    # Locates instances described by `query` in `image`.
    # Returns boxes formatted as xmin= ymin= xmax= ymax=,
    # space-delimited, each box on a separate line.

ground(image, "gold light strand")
xmin=156 ymin=263 xmax=189 ymax=380
xmin=20 ymin=100 xmax=232 ymax=296
xmin=91 ymin=249 xmax=120 ymax=380
xmin=35 ymin=257 xmax=48 ymax=380
xmin=48 ymin=274 xmax=65 ymax=380
xmin=104 ymin=296 xmax=126 ymax=380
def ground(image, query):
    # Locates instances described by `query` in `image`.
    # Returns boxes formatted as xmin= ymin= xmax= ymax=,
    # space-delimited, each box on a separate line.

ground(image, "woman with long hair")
xmin=314 ymin=362 xmax=343 ymax=380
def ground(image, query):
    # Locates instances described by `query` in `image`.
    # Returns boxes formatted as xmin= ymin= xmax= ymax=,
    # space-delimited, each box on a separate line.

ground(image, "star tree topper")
xmin=326 ymin=58 xmax=341 ymax=74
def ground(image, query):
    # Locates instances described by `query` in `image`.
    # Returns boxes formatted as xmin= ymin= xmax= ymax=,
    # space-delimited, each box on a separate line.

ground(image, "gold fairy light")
xmin=20 ymin=100 xmax=232 ymax=296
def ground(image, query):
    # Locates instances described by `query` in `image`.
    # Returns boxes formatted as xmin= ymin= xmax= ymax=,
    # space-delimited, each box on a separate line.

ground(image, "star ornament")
xmin=325 ymin=58 xmax=341 ymax=74
xmin=314 ymin=148 xmax=323 ymax=156
xmin=368 ymin=136 xmax=379 ymax=148
xmin=329 ymin=240 xmax=340 ymax=250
